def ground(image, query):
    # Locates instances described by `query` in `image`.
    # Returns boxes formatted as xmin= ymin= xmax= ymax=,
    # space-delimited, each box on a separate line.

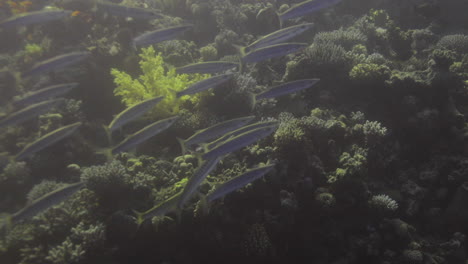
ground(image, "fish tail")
xmin=132 ymin=209 xmax=145 ymax=226
xmin=94 ymin=147 xmax=113 ymax=162
xmin=232 ymin=44 xmax=246 ymax=57
xmin=102 ymin=124 xmax=113 ymax=146
xmin=277 ymin=11 xmax=283 ymax=29
xmin=0 ymin=213 xmax=12 ymax=234
xmin=247 ymin=92 xmax=257 ymax=111
xmin=176 ymin=137 xmax=187 ymax=154
xmin=196 ymin=193 xmax=210 ymax=216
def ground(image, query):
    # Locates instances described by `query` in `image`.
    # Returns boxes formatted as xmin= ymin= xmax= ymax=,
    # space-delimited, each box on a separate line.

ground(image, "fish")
xmin=0 ymin=99 xmax=64 ymax=129
xmin=206 ymin=164 xmax=275 ymax=202
xmin=22 ymin=51 xmax=90 ymax=77
xmin=176 ymin=73 xmax=234 ymax=98
xmin=11 ymin=182 xmax=84 ymax=223
xmin=108 ymin=96 xmax=164 ymax=132
xmin=13 ymin=82 xmax=78 ymax=107
xmin=0 ymin=9 xmax=72 ymax=29
xmin=133 ymin=192 xmax=182 ymax=225
xmin=112 ymin=115 xmax=179 ymax=155
xmin=15 ymin=122 xmax=82 ymax=161
xmin=279 ymin=0 xmax=344 ymax=21
xmin=178 ymin=157 xmax=221 ymax=208
xmin=96 ymin=1 xmax=162 ymax=20
xmin=176 ymin=61 xmax=239 ymax=74
xmin=205 ymin=120 xmax=279 ymax=150
xmin=201 ymin=125 xmax=278 ymax=160
xmin=241 ymin=42 xmax=308 ymax=64
xmin=132 ymin=25 xmax=193 ymax=49
xmin=255 ymin=79 xmax=320 ymax=100
xmin=176 ymin=115 xmax=255 ymax=153
xmin=238 ymin=23 xmax=314 ymax=55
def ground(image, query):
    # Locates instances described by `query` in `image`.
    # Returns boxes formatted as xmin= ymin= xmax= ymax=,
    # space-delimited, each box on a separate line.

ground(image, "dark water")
xmin=0 ymin=0 xmax=467 ymax=263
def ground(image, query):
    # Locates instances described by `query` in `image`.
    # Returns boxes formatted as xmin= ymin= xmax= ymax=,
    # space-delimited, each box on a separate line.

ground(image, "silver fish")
xmin=279 ymin=0 xmax=344 ymax=21
xmin=23 ymin=51 xmax=90 ymax=77
xmin=0 ymin=99 xmax=64 ymax=129
xmin=112 ymin=116 xmax=179 ymax=155
xmin=177 ymin=115 xmax=255 ymax=153
xmin=178 ymin=157 xmax=221 ymax=208
xmin=11 ymin=182 xmax=84 ymax=223
xmin=13 ymin=82 xmax=78 ymax=107
xmin=0 ymin=10 xmax=72 ymax=29
xmin=206 ymin=120 xmax=278 ymax=150
xmin=243 ymin=23 xmax=314 ymax=54
xmin=108 ymin=96 xmax=164 ymax=132
xmin=176 ymin=73 xmax=234 ymax=98
xmin=176 ymin=61 xmax=239 ymax=74
xmin=96 ymin=1 xmax=162 ymax=20
xmin=207 ymin=164 xmax=275 ymax=202
xmin=255 ymin=79 xmax=320 ymax=100
xmin=15 ymin=122 xmax=82 ymax=161
xmin=241 ymin=43 xmax=308 ymax=64
xmin=132 ymin=25 xmax=193 ymax=48
xmin=134 ymin=192 xmax=182 ymax=225
xmin=202 ymin=125 xmax=278 ymax=160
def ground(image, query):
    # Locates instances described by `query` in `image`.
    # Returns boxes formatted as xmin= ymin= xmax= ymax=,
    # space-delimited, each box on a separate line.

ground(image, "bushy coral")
xmin=369 ymin=194 xmax=398 ymax=212
xmin=327 ymin=145 xmax=367 ymax=183
xmin=199 ymin=44 xmax=218 ymax=61
xmin=0 ymin=161 xmax=30 ymax=184
xmin=314 ymin=28 xmax=367 ymax=51
xmin=349 ymin=62 xmax=391 ymax=87
xmin=112 ymin=46 xmax=210 ymax=118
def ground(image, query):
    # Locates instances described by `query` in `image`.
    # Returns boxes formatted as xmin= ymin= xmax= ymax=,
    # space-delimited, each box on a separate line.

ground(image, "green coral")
xmin=349 ymin=63 xmax=391 ymax=84
xmin=111 ymin=46 xmax=210 ymax=118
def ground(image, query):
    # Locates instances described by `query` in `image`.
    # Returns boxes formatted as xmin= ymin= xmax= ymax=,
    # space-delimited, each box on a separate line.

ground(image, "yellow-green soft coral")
xmin=112 ymin=46 xmax=210 ymax=118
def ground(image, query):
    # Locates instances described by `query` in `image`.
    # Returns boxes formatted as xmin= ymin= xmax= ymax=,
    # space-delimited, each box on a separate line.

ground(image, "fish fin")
xmin=176 ymin=137 xmax=187 ymax=154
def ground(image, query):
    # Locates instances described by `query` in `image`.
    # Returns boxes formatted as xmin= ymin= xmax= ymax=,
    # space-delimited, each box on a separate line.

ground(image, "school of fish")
xmin=0 ymin=0 xmax=343 ymax=226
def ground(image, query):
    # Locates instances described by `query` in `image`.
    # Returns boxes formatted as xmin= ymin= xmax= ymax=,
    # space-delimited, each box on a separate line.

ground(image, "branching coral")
xmin=112 ymin=46 xmax=209 ymax=118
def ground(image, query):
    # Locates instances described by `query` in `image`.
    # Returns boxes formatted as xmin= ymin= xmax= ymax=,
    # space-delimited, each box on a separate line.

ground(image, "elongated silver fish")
xmin=206 ymin=120 xmax=278 ymax=150
xmin=15 ymin=122 xmax=82 ymax=161
xmin=23 ymin=51 xmax=90 ymax=77
xmin=108 ymin=96 xmax=164 ymax=132
xmin=0 ymin=10 xmax=72 ymax=29
xmin=178 ymin=157 xmax=221 ymax=208
xmin=11 ymin=182 xmax=84 ymax=223
xmin=0 ymin=99 xmax=64 ymax=129
xmin=132 ymin=25 xmax=193 ymax=48
xmin=13 ymin=83 xmax=78 ymax=107
xmin=241 ymin=42 xmax=308 ymax=64
xmin=176 ymin=73 xmax=234 ymax=98
xmin=255 ymin=79 xmax=319 ymax=100
xmin=96 ymin=1 xmax=162 ymax=20
xmin=202 ymin=125 xmax=278 ymax=160
xmin=279 ymin=0 xmax=344 ymax=21
xmin=134 ymin=192 xmax=182 ymax=225
xmin=177 ymin=115 xmax=255 ymax=153
xmin=112 ymin=115 xmax=179 ymax=155
xmin=207 ymin=164 xmax=275 ymax=202
xmin=242 ymin=23 xmax=314 ymax=54
xmin=176 ymin=61 xmax=239 ymax=74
